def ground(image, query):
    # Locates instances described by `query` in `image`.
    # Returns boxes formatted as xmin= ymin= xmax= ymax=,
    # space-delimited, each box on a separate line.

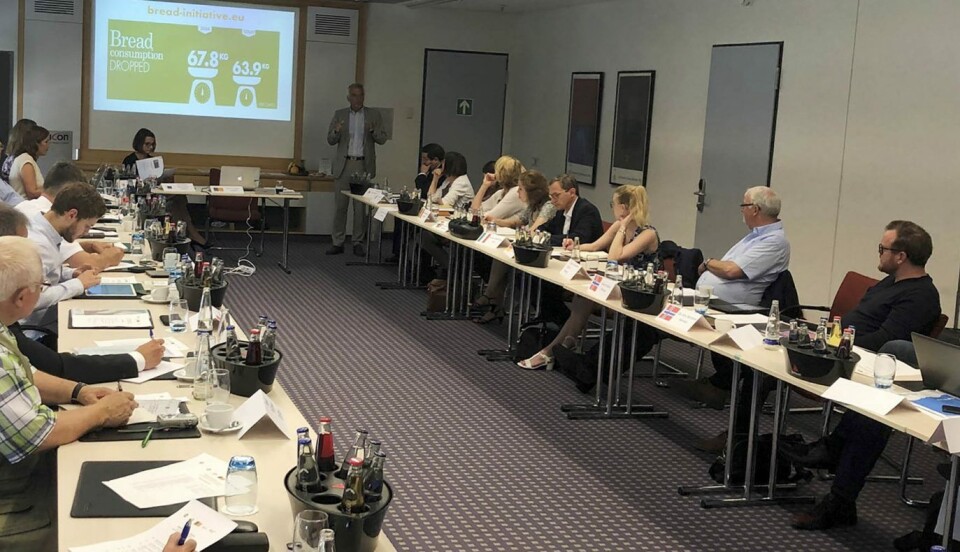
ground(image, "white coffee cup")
xmin=714 ymin=319 xmax=735 ymax=333
xmin=204 ymin=403 xmax=235 ymax=430
xmin=150 ymin=285 xmax=169 ymax=302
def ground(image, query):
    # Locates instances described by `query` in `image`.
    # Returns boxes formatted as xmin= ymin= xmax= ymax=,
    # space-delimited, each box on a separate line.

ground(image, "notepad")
xmin=69 ymin=309 xmax=153 ymax=329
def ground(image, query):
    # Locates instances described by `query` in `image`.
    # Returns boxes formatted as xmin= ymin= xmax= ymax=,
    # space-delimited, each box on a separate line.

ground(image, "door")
xmin=420 ymin=50 xmax=508 ymax=186
xmin=693 ymin=43 xmax=782 ymax=258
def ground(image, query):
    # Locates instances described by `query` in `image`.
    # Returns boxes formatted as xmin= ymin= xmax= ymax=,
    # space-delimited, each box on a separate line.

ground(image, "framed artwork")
xmin=610 ymin=70 xmax=656 ymax=186
xmin=564 ymin=72 xmax=604 ymax=186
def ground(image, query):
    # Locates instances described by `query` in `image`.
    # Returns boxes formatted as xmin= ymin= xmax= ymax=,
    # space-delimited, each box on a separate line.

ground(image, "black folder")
xmin=70 ymin=461 xmax=217 ymax=518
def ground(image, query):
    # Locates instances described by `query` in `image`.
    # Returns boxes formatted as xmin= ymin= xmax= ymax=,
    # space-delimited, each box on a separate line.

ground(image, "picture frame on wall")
xmin=564 ymin=72 xmax=604 ymax=186
xmin=610 ymin=70 xmax=656 ymax=186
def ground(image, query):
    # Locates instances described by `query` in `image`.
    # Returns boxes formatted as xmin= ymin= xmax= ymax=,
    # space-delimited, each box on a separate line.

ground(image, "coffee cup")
xmin=714 ymin=319 xmax=735 ymax=333
xmin=150 ymin=285 xmax=169 ymax=302
xmin=204 ymin=403 xmax=235 ymax=430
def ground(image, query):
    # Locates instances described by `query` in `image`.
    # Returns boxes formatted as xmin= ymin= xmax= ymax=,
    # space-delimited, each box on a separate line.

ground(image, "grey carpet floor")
xmin=216 ymin=234 xmax=941 ymax=551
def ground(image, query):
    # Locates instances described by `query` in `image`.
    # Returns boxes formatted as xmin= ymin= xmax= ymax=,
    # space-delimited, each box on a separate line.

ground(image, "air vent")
xmin=307 ymin=7 xmax=358 ymax=45
xmin=26 ymin=0 xmax=81 ymax=23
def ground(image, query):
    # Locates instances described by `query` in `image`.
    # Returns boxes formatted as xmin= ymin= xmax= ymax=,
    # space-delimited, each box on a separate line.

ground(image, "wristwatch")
xmin=71 ymin=382 xmax=86 ymax=405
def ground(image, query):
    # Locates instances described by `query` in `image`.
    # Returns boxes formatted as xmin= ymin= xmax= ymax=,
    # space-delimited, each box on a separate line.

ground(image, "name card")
xmin=160 ymin=183 xmax=196 ymax=192
xmin=929 ymin=417 xmax=960 ymax=454
xmin=434 ymin=220 xmax=450 ymax=232
xmin=418 ymin=208 xmax=434 ymax=222
xmin=209 ymin=186 xmax=245 ymax=194
xmin=560 ymin=259 xmax=590 ymax=281
xmin=362 ymin=188 xmax=386 ymax=203
xmin=712 ymin=324 xmax=765 ymax=351
xmin=587 ymin=274 xmax=621 ymax=301
xmin=505 ymin=247 xmax=515 ymax=259
xmin=476 ymin=231 xmax=506 ymax=248
xmin=233 ymin=389 xmax=290 ymax=439
xmin=374 ymin=207 xmax=389 ymax=221
xmin=657 ymin=304 xmax=711 ymax=332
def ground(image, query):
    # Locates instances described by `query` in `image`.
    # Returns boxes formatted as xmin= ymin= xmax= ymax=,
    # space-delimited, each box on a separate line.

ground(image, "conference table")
xmin=54 ymin=240 xmax=397 ymax=550
xmin=344 ymin=191 xmax=960 ymax=546
xmin=152 ymin=187 xmax=304 ymax=273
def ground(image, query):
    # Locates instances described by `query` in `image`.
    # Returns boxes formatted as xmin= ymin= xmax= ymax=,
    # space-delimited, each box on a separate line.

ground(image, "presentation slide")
xmin=93 ymin=0 xmax=295 ymax=121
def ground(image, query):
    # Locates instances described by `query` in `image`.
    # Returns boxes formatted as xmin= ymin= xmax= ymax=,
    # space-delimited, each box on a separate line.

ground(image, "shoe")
xmin=561 ymin=336 xmax=578 ymax=350
xmin=694 ymin=431 xmax=728 ymax=453
xmin=518 ymin=351 xmax=554 ymax=371
xmin=326 ymin=245 xmax=344 ymax=255
xmin=353 ymin=244 xmax=365 ymax=257
xmin=778 ymin=438 xmax=840 ymax=471
xmin=472 ymin=295 xmax=495 ymax=309
xmin=673 ymin=378 xmax=728 ymax=410
xmin=474 ymin=307 xmax=505 ymax=325
xmin=792 ymin=492 xmax=857 ymax=530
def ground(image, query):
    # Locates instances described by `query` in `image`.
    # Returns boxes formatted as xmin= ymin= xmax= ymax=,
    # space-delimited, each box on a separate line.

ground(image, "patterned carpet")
xmin=215 ymin=234 xmax=943 ymax=552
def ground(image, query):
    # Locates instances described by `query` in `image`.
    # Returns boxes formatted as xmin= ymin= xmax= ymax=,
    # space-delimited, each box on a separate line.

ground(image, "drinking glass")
xmin=169 ymin=299 xmax=188 ymax=333
xmin=291 ymin=510 xmax=328 ymax=551
xmin=585 ymin=254 xmax=599 ymax=275
xmin=694 ymin=286 xmax=713 ymax=315
xmin=163 ymin=247 xmax=179 ymax=271
xmin=208 ymin=368 xmax=231 ymax=406
xmin=223 ymin=455 xmax=258 ymax=516
xmin=874 ymin=353 xmax=896 ymax=389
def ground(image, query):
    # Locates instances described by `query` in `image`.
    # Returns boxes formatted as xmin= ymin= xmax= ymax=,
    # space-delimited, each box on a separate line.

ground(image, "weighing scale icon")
xmin=188 ymin=66 xmax=218 ymax=106
xmin=233 ymin=76 xmax=261 ymax=107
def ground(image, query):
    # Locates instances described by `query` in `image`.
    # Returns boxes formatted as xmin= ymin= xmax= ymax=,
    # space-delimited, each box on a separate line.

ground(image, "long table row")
xmin=344 ymin=191 xmax=959 ymax=545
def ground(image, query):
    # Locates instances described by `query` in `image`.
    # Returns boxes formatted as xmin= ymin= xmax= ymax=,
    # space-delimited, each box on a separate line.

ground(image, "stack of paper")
xmin=104 ymin=453 xmax=242 ymax=509
xmin=852 ymin=346 xmax=922 ymax=382
xmin=70 ymin=310 xmax=152 ymax=329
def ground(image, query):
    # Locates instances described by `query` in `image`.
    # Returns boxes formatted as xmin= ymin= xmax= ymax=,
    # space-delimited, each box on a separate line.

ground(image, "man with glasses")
xmin=544 ymin=175 xmax=602 ymax=247
xmin=782 ymin=220 xmax=941 ymax=530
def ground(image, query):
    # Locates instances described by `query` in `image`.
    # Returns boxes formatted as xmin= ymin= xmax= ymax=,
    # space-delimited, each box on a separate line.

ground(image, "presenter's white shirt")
xmin=562 ymin=197 xmax=578 ymax=235
xmin=17 ymin=196 xmax=84 ymax=263
xmin=348 ymin=109 xmax=365 ymax=157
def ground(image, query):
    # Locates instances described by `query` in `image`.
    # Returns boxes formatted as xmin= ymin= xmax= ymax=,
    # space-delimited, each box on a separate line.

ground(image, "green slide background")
xmin=106 ymin=20 xmax=280 ymax=109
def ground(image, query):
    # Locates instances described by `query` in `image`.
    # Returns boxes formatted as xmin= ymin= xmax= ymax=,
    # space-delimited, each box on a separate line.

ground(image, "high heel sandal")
xmin=474 ymin=307 xmax=505 ymax=325
xmin=517 ymin=350 xmax=554 ymax=371
xmin=472 ymin=294 xmax=495 ymax=309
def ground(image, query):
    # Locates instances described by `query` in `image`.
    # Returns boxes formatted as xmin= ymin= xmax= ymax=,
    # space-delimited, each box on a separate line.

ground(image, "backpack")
xmin=708 ymin=433 xmax=813 ymax=486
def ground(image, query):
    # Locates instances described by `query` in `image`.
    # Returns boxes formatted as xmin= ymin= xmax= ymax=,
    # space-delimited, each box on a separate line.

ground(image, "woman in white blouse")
xmin=470 ymin=155 xmax=525 ymax=220
xmin=8 ymin=125 xmax=49 ymax=199
xmin=427 ymin=151 xmax=474 ymax=208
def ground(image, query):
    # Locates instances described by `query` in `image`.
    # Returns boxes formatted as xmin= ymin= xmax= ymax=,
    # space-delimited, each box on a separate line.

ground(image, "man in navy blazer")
xmin=544 ymin=175 xmax=603 ymax=246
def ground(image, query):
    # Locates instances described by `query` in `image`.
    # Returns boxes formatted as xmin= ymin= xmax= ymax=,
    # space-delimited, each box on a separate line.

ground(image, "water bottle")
xmin=572 ymin=237 xmax=581 ymax=262
xmin=224 ymin=455 xmax=258 ymax=516
xmin=167 ymin=270 xmax=180 ymax=302
xmin=191 ymin=331 xmax=212 ymax=395
xmin=130 ymin=231 xmax=144 ymax=263
xmin=197 ymin=287 xmax=214 ymax=333
xmin=670 ymin=275 xmax=684 ymax=306
xmin=763 ymin=300 xmax=781 ymax=350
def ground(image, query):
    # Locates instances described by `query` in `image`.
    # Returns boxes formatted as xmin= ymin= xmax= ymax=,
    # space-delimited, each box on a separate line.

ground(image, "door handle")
xmin=694 ymin=178 xmax=706 ymax=213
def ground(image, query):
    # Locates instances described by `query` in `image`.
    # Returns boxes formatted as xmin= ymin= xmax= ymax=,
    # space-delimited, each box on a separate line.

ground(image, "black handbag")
xmin=513 ymin=322 xmax=558 ymax=364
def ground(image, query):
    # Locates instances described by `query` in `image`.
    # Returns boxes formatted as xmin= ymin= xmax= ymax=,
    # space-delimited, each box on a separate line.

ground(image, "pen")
xmin=117 ymin=379 xmax=122 ymax=392
xmin=178 ymin=518 xmax=193 ymax=545
xmin=149 ymin=328 xmax=154 ymax=339
xmin=141 ymin=426 xmax=154 ymax=448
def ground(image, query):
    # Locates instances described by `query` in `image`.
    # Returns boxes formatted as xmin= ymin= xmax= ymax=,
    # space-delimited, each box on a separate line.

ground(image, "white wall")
xmin=362 ymin=4 xmax=517 ymax=193
xmin=508 ymin=0 xmax=958 ymax=318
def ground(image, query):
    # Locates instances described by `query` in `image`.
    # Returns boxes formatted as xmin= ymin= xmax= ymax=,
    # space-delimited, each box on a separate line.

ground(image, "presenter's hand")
xmin=163 ymin=532 xmax=197 ymax=552
xmin=334 ymin=119 xmax=344 ymax=133
xmin=136 ymin=339 xmax=165 ymax=369
xmin=77 ymin=270 xmax=102 ymax=290
xmin=98 ymin=392 xmax=138 ymax=428
xmin=78 ymin=385 xmax=116 ymax=406
xmin=365 ymin=121 xmax=374 ymax=133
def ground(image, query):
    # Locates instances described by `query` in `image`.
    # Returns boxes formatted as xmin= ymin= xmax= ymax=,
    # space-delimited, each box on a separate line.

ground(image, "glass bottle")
xmin=262 ymin=321 xmax=277 ymax=360
xmin=813 ymin=324 xmax=829 ymax=353
xmin=245 ymin=329 xmax=263 ymax=365
xmin=296 ymin=438 xmax=321 ymax=491
xmin=197 ymin=286 xmax=214 ymax=332
xmin=257 ymin=315 xmax=269 ymax=336
xmin=763 ymin=300 xmax=781 ymax=350
xmin=318 ymin=528 xmax=336 ymax=552
xmin=828 ymin=315 xmax=843 ymax=347
xmin=836 ymin=328 xmax=853 ymax=360
xmin=340 ymin=457 xmax=365 ymax=513
xmin=788 ymin=319 xmax=799 ymax=344
xmin=572 ymin=237 xmax=581 ymax=262
xmin=194 ymin=252 xmax=205 ymax=279
xmin=224 ymin=325 xmax=241 ymax=360
xmin=364 ymin=439 xmax=381 ymax=469
xmin=797 ymin=323 xmax=812 ymax=348
xmin=670 ymin=274 xmax=684 ymax=306
xmin=335 ymin=429 xmax=368 ymax=479
xmin=644 ymin=263 xmax=655 ymax=287
xmin=192 ymin=331 xmax=212 ymax=400
xmin=363 ymin=451 xmax=386 ymax=503
xmin=316 ymin=417 xmax=337 ymax=472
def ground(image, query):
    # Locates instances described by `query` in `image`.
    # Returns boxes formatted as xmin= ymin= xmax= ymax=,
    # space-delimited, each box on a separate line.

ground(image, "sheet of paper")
xmin=710 ymin=313 xmax=770 ymax=324
xmin=374 ymin=207 xmax=390 ymax=221
xmin=821 ymin=378 xmax=905 ymax=417
xmin=136 ymin=156 xmax=164 ymax=179
xmin=233 ymin=389 xmax=291 ymax=439
xmin=71 ymin=309 xmax=152 ymax=329
xmin=103 ymin=453 xmax=236 ymax=509
xmin=160 ymin=183 xmax=196 ymax=192
xmin=122 ymin=361 xmax=184 ymax=384
xmin=91 ymin=337 xmax=189 ymax=359
xmin=101 ymin=262 xmax=138 ymax=272
xmin=112 ymin=242 xmax=128 ymax=252
xmin=852 ymin=345 xmax=923 ymax=382
xmin=68 ymin=500 xmax=237 ymax=552
xmin=188 ymin=308 xmax=223 ymax=332
xmin=495 ymin=227 xmax=516 ymax=237
xmin=100 ymin=276 xmax=139 ymax=285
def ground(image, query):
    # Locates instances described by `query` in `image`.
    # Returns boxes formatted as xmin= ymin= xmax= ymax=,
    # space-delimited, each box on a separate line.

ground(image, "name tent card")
xmin=587 ymin=274 xmax=620 ymax=301
xmin=434 ymin=219 xmax=450 ymax=232
xmin=560 ymin=259 xmax=590 ymax=281
xmin=712 ymin=324 xmax=765 ymax=350
xmin=929 ymin=417 xmax=960 ymax=454
xmin=418 ymin=207 xmax=434 ymax=222
xmin=209 ymin=185 xmax=244 ymax=194
xmin=374 ymin=207 xmax=390 ymax=222
xmin=362 ymin=188 xmax=386 ymax=203
xmin=233 ymin=390 xmax=290 ymax=439
xmin=657 ymin=304 xmax=711 ymax=332
xmin=476 ymin=231 xmax=506 ymax=248
xmin=160 ymin=183 xmax=196 ymax=192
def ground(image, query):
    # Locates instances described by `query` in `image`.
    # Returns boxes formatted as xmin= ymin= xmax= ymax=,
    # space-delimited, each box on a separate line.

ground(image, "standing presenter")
xmin=326 ymin=83 xmax=388 ymax=256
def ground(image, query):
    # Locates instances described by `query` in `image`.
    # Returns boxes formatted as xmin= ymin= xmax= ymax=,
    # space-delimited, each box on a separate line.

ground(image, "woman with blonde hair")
xmin=471 ymin=155 xmax=525 ymax=220
xmin=518 ymin=185 xmax=660 ymax=369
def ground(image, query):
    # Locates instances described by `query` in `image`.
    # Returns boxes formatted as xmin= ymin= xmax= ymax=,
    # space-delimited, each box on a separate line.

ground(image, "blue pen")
xmin=149 ymin=328 xmax=154 ymax=339
xmin=178 ymin=518 xmax=193 ymax=545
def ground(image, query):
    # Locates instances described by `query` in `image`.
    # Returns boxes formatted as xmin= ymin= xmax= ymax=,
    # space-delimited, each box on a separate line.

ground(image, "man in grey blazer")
xmin=327 ymin=83 xmax=389 ymax=256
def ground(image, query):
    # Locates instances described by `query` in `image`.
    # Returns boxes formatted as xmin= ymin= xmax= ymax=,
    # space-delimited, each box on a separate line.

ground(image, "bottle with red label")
xmin=316 ymin=417 xmax=337 ymax=472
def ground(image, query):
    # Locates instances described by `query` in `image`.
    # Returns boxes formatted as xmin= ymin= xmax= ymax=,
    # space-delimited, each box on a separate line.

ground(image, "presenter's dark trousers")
xmin=332 ymin=158 xmax=367 ymax=247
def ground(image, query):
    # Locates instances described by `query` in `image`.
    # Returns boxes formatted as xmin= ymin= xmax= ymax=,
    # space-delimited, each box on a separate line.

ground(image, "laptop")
xmin=913 ymin=332 xmax=960 ymax=396
xmin=219 ymin=166 xmax=260 ymax=190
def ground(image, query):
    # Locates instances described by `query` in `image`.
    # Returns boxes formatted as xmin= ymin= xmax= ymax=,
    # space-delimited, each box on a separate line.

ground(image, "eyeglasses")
xmin=878 ymin=244 xmax=902 ymax=255
xmin=549 ymin=192 xmax=563 ymax=200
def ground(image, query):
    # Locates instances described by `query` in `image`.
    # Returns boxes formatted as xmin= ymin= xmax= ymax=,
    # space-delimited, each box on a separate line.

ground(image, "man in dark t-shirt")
xmin=783 ymin=220 xmax=941 ymax=530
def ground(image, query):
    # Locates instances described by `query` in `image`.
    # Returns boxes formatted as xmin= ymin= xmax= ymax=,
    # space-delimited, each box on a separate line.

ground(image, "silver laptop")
xmin=219 ymin=166 xmax=260 ymax=190
xmin=913 ymin=332 xmax=960 ymax=396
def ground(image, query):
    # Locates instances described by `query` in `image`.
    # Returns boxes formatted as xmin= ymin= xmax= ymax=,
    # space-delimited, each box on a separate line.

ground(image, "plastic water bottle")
xmin=763 ymin=300 xmax=781 ymax=350
xmin=130 ymin=231 xmax=144 ymax=263
xmin=224 ymin=455 xmax=258 ymax=516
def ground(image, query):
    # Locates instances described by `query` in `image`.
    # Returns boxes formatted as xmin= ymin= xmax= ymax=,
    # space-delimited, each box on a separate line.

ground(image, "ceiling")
xmin=361 ymin=0 xmax=616 ymax=14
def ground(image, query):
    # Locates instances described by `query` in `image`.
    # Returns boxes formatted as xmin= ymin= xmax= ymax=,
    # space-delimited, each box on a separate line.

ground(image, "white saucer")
xmin=199 ymin=420 xmax=242 ymax=434
xmin=173 ymin=369 xmax=195 ymax=382
xmin=141 ymin=296 xmax=169 ymax=304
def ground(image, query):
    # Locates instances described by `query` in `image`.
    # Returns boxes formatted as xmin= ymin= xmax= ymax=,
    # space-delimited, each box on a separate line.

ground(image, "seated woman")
xmin=8 ymin=126 xmax=49 ymax=200
xmin=471 ymin=155 xmax=525 ymax=221
xmin=474 ymin=170 xmax=555 ymax=324
xmin=518 ymin=185 xmax=660 ymax=369
xmin=420 ymin=152 xmax=475 ymax=277
xmin=124 ymin=128 xmax=206 ymax=246
xmin=0 ymin=119 xmax=37 ymax=205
